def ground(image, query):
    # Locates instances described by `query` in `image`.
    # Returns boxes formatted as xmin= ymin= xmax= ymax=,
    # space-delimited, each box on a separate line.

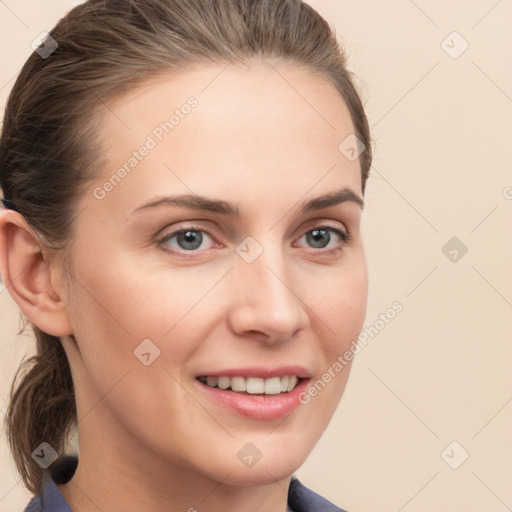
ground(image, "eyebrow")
xmin=302 ymin=188 xmax=364 ymax=212
xmin=132 ymin=187 xmax=363 ymax=217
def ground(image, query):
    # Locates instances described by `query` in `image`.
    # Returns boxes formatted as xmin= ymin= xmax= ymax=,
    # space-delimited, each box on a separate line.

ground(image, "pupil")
xmin=308 ymin=229 xmax=329 ymax=248
xmin=178 ymin=230 xmax=203 ymax=250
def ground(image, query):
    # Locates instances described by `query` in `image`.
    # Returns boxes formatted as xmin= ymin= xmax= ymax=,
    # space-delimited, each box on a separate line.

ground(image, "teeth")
xmin=230 ymin=376 xmax=246 ymax=392
xmin=287 ymin=376 xmax=298 ymax=392
xmin=264 ymin=377 xmax=282 ymax=395
xmin=218 ymin=376 xmax=230 ymax=390
xmin=206 ymin=376 xmax=218 ymax=387
xmin=246 ymin=377 xmax=264 ymax=394
xmin=200 ymin=375 xmax=301 ymax=394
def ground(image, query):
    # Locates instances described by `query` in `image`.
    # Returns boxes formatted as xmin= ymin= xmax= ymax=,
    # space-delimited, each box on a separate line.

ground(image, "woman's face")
xmin=60 ymin=60 xmax=367 ymax=486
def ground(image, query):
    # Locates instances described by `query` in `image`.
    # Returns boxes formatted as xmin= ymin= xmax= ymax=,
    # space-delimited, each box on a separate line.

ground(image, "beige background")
xmin=1 ymin=1 xmax=511 ymax=511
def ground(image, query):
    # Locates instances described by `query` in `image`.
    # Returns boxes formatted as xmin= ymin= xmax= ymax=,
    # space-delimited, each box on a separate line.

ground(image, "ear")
xmin=0 ymin=209 xmax=73 ymax=336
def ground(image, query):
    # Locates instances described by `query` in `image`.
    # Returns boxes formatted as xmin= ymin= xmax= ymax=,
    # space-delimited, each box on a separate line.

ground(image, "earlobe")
xmin=0 ymin=209 xmax=73 ymax=336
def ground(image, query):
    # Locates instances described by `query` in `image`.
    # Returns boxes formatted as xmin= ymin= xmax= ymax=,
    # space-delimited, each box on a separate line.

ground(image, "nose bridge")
xmin=229 ymin=239 xmax=309 ymax=339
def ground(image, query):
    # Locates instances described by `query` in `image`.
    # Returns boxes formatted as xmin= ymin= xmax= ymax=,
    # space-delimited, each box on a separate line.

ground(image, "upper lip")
xmin=195 ymin=366 xmax=311 ymax=379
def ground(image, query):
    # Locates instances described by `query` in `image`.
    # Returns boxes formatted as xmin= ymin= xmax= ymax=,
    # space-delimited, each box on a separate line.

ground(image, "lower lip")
xmin=195 ymin=378 xmax=309 ymax=420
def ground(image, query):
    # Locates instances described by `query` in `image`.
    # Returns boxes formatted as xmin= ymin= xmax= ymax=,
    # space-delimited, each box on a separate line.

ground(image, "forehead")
xmin=87 ymin=61 xmax=362 ymax=217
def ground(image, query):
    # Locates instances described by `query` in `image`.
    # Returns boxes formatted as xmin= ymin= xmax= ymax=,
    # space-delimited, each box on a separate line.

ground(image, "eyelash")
xmin=157 ymin=223 xmax=352 ymax=257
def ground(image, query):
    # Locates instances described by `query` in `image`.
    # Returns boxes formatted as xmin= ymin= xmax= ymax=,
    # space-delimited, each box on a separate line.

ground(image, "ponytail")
xmin=5 ymin=326 xmax=76 ymax=494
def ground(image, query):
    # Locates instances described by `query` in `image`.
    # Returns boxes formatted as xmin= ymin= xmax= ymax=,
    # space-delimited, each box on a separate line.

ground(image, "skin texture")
xmin=0 ymin=60 xmax=367 ymax=512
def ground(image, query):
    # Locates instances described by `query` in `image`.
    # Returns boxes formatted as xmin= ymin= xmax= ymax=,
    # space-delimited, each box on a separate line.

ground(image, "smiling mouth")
xmin=197 ymin=375 xmax=302 ymax=395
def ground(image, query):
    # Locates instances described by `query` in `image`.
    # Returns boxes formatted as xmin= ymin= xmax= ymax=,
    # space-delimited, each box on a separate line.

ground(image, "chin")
xmin=216 ymin=461 xmax=300 ymax=487
xmin=199 ymin=439 xmax=310 ymax=487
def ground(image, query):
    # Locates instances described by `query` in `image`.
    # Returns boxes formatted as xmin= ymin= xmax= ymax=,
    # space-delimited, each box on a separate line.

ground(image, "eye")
xmin=160 ymin=228 xmax=216 ymax=252
xmin=297 ymin=226 xmax=350 ymax=251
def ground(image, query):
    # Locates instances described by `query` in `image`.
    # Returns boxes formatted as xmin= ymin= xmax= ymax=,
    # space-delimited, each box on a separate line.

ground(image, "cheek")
xmin=310 ymin=259 xmax=368 ymax=348
xmin=65 ymin=250 xmax=233 ymax=405
xmin=69 ymin=246 xmax=223 ymax=336
xmin=66 ymin=257 xmax=218 ymax=448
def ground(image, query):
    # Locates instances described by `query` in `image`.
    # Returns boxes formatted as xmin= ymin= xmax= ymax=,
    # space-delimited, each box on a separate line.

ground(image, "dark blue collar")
xmin=24 ymin=472 xmax=72 ymax=512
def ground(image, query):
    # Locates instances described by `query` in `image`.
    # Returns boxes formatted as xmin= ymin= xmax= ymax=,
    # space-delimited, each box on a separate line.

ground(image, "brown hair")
xmin=1 ymin=0 xmax=372 ymax=495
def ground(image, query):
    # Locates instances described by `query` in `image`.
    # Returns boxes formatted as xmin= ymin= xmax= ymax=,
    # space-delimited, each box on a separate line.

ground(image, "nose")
xmin=227 ymin=247 xmax=310 ymax=343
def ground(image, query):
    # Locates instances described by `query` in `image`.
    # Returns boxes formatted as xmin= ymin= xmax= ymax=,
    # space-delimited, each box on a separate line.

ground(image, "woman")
xmin=0 ymin=1 xmax=372 ymax=511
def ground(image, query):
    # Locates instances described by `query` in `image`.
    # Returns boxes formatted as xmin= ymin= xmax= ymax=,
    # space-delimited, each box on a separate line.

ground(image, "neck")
xmin=58 ymin=415 xmax=293 ymax=512
xmin=59 ymin=464 xmax=293 ymax=512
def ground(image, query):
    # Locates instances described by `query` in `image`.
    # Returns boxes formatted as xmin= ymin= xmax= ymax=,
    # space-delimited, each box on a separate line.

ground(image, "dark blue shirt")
xmin=24 ymin=457 xmax=348 ymax=512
